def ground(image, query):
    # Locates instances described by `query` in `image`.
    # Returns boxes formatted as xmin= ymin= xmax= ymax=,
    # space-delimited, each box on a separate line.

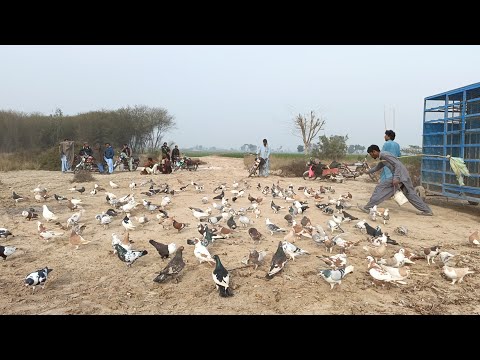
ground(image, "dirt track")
xmin=0 ymin=156 xmax=479 ymax=314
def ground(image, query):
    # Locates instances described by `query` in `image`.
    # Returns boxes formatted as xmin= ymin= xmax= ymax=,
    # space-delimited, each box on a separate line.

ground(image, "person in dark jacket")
xmin=171 ymin=145 xmax=180 ymax=163
xmin=79 ymin=142 xmax=93 ymax=157
xmin=161 ymin=142 xmax=171 ymax=161
xmin=104 ymin=143 xmax=115 ymax=174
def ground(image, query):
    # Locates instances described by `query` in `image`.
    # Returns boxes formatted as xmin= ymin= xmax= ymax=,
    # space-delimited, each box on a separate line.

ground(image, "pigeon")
xmin=69 ymin=228 xmax=91 ymax=250
xmin=439 ymin=251 xmax=455 ymax=265
xmin=0 ymin=228 xmax=14 ymax=239
xmin=242 ymin=249 xmax=267 ymax=269
xmin=215 ymin=226 xmax=234 ymax=238
xmin=238 ymin=215 xmax=253 ymax=227
xmin=109 ymin=180 xmax=119 ymax=189
xmin=129 ymin=182 xmax=136 ymax=191
xmin=187 ymin=238 xmax=215 ymax=265
xmin=12 ymin=191 xmax=27 ymax=204
xmin=105 ymin=209 xmax=118 ymax=217
xmin=0 ymin=245 xmax=16 ymax=260
xmin=75 ymin=186 xmax=86 ymax=195
xmin=115 ymin=244 xmax=148 ymax=267
xmin=469 ymin=230 xmax=479 ymax=246
xmin=394 ymin=226 xmax=408 ymax=236
xmin=327 ymin=219 xmax=343 ymax=233
xmin=377 ymin=248 xmax=406 ymax=268
xmin=423 ymin=245 xmax=441 ymax=265
xmin=201 ymin=196 xmax=209 ymax=204
xmin=443 ymin=265 xmax=474 ymax=285
xmin=42 ymin=205 xmax=58 ymax=222
xmin=153 ymin=246 xmax=185 ymax=283
xmin=382 ymin=209 xmax=390 ymax=225
xmin=366 ymin=256 xmax=407 ymax=285
xmin=300 ymin=216 xmax=312 ymax=227
xmin=172 ymin=218 xmax=188 ymax=232
xmin=271 ymin=200 xmax=284 ymax=213
xmin=379 ymin=264 xmax=410 ymax=282
xmin=364 ymin=222 xmax=382 ymax=237
xmin=67 ymin=209 xmax=85 ymax=228
xmin=282 ymin=241 xmax=310 ymax=261
xmin=149 ymin=240 xmax=176 ymax=259
xmin=54 ymin=194 xmax=68 ymax=201
xmin=317 ymin=253 xmax=347 ymax=269
xmin=212 ymin=255 xmax=233 ymax=297
xmin=266 ymin=241 xmax=288 ymax=279
xmin=248 ymin=227 xmax=264 ymax=242
xmin=341 ymin=210 xmax=358 ymax=221
xmin=122 ymin=216 xmax=136 ymax=231
xmin=212 ymin=191 xmax=224 ymax=200
xmin=284 ymin=214 xmax=293 ymax=226
xmin=265 ymin=218 xmax=287 ymax=235
xmin=363 ymin=243 xmax=387 ymax=261
xmin=319 ymin=265 xmax=355 ymax=290
xmin=227 ymin=216 xmax=237 ymax=230
xmin=95 ymin=213 xmax=112 ymax=229
xmin=38 ymin=222 xmax=64 ymax=242
xmin=24 ymin=267 xmax=53 ymax=292
xmin=111 ymin=233 xmax=132 ymax=253
xmin=135 ymin=214 xmax=149 ymax=226
xmin=94 ymin=183 xmax=105 ymax=191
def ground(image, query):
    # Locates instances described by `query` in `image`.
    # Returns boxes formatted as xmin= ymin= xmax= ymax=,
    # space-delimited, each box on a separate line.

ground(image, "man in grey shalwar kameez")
xmin=358 ymin=144 xmax=433 ymax=216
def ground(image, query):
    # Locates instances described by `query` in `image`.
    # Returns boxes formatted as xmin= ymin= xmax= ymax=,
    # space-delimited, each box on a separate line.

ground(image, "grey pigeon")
xmin=153 ymin=246 xmax=185 ymax=283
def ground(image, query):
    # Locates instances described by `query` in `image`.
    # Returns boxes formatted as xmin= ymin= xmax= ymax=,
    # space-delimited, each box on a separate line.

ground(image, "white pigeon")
xmin=42 ymin=205 xmax=58 ymax=222
xmin=327 ymin=219 xmax=343 ymax=233
xmin=112 ymin=233 xmax=132 ymax=253
xmin=122 ymin=216 xmax=136 ymax=231
xmin=135 ymin=214 xmax=149 ymax=226
xmin=443 ymin=265 xmax=474 ymax=284
xmin=95 ymin=213 xmax=112 ymax=229
xmin=110 ymin=180 xmax=119 ymax=189
xmin=239 ymin=215 xmax=253 ymax=227
xmin=191 ymin=237 xmax=215 ymax=265
xmin=67 ymin=209 xmax=85 ymax=228
xmin=161 ymin=196 xmax=171 ymax=207
xmin=90 ymin=188 xmax=97 ymax=196
xmin=129 ymin=181 xmax=136 ymax=190
xmin=377 ymin=248 xmax=406 ymax=268
xmin=282 ymin=241 xmax=309 ymax=261
xmin=70 ymin=198 xmax=82 ymax=206
xmin=366 ymin=256 xmax=407 ymax=285
xmin=439 ymin=251 xmax=455 ymax=265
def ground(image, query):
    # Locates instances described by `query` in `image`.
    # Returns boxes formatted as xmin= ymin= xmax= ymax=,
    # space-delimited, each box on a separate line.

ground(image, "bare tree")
xmin=292 ymin=111 xmax=326 ymax=154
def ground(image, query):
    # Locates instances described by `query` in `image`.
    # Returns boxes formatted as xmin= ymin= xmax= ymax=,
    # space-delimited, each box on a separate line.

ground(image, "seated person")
xmin=141 ymin=157 xmax=159 ymax=175
xmin=79 ymin=143 xmax=93 ymax=158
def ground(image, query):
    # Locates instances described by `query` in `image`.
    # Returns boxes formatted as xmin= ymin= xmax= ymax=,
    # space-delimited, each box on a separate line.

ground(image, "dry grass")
xmin=72 ymin=170 xmax=95 ymax=183
xmin=0 ymin=152 xmax=42 ymax=171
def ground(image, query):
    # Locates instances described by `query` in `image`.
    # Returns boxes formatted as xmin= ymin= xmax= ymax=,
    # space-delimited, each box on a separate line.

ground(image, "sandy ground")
xmin=0 ymin=156 xmax=479 ymax=315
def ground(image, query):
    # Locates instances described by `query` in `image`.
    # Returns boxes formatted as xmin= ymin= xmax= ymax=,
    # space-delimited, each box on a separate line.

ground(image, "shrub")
xmin=71 ymin=169 xmax=95 ymax=183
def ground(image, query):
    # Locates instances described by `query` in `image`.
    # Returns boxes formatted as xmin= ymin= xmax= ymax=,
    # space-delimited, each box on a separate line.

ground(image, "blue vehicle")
xmin=416 ymin=82 xmax=480 ymax=205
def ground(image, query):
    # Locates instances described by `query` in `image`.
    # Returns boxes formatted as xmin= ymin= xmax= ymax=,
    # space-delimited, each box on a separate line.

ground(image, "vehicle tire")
xmin=303 ymin=171 xmax=317 ymax=181
xmin=415 ymin=186 xmax=426 ymax=202
xmin=468 ymin=201 xmax=479 ymax=206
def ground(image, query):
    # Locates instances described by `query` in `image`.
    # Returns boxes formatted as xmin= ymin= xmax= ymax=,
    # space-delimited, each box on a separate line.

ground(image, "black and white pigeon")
xmin=342 ymin=210 xmax=358 ymax=221
xmin=364 ymin=222 xmax=383 ymax=237
xmin=22 ymin=210 xmax=39 ymax=221
xmin=153 ymin=246 xmax=185 ymax=283
xmin=12 ymin=191 xmax=26 ymax=204
xmin=0 ymin=228 xmax=14 ymax=239
xmin=423 ymin=245 xmax=441 ymax=265
xmin=114 ymin=244 xmax=148 ymax=267
xmin=54 ymin=194 xmax=67 ymax=201
xmin=24 ymin=267 xmax=53 ymax=292
xmin=227 ymin=215 xmax=237 ymax=230
xmin=266 ymin=241 xmax=288 ymax=279
xmin=212 ymin=191 xmax=225 ymax=200
xmin=149 ymin=240 xmax=176 ymax=259
xmin=212 ymin=255 xmax=233 ymax=297
xmin=105 ymin=208 xmax=118 ymax=217
xmin=0 ymin=245 xmax=16 ymax=260
xmin=271 ymin=200 xmax=284 ymax=214
xmin=265 ymin=218 xmax=287 ymax=235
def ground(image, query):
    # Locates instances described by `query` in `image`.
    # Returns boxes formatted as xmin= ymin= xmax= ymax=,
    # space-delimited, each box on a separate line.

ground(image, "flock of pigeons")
xmin=2 ymin=174 xmax=479 ymax=300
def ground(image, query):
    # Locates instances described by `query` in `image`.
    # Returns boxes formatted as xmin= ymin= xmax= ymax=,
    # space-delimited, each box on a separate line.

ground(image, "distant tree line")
xmin=0 ymin=105 xmax=175 ymax=153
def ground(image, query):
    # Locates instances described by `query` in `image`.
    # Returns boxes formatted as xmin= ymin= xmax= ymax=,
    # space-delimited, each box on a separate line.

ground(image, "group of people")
xmin=140 ymin=142 xmax=181 ymax=175
xmin=58 ymin=141 xmax=121 ymax=175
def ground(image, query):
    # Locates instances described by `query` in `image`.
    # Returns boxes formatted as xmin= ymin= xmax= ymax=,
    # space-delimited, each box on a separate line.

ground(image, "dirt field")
xmin=0 ymin=156 xmax=479 ymax=314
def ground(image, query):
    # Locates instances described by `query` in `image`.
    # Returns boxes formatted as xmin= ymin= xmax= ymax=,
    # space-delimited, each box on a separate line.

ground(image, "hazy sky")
xmin=1 ymin=45 xmax=480 ymax=151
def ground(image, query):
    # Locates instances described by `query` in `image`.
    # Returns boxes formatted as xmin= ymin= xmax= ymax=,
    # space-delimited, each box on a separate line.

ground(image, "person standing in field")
xmin=59 ymin=139 xmax=74 ymax=173
xmin=92 ymin=143 xmax=105 ymax=174
xmin=358 ymin=144 xmax=433 ymax=216
xmin=104 ymin=143 xmax=115 ymax=174
xmin=256 ymin=138 xmax=271 ymax=177
xmin=120 ymin=143 xmax=133 ymax=171
xmin=380 ymin=130 xmax=401 ymax=182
